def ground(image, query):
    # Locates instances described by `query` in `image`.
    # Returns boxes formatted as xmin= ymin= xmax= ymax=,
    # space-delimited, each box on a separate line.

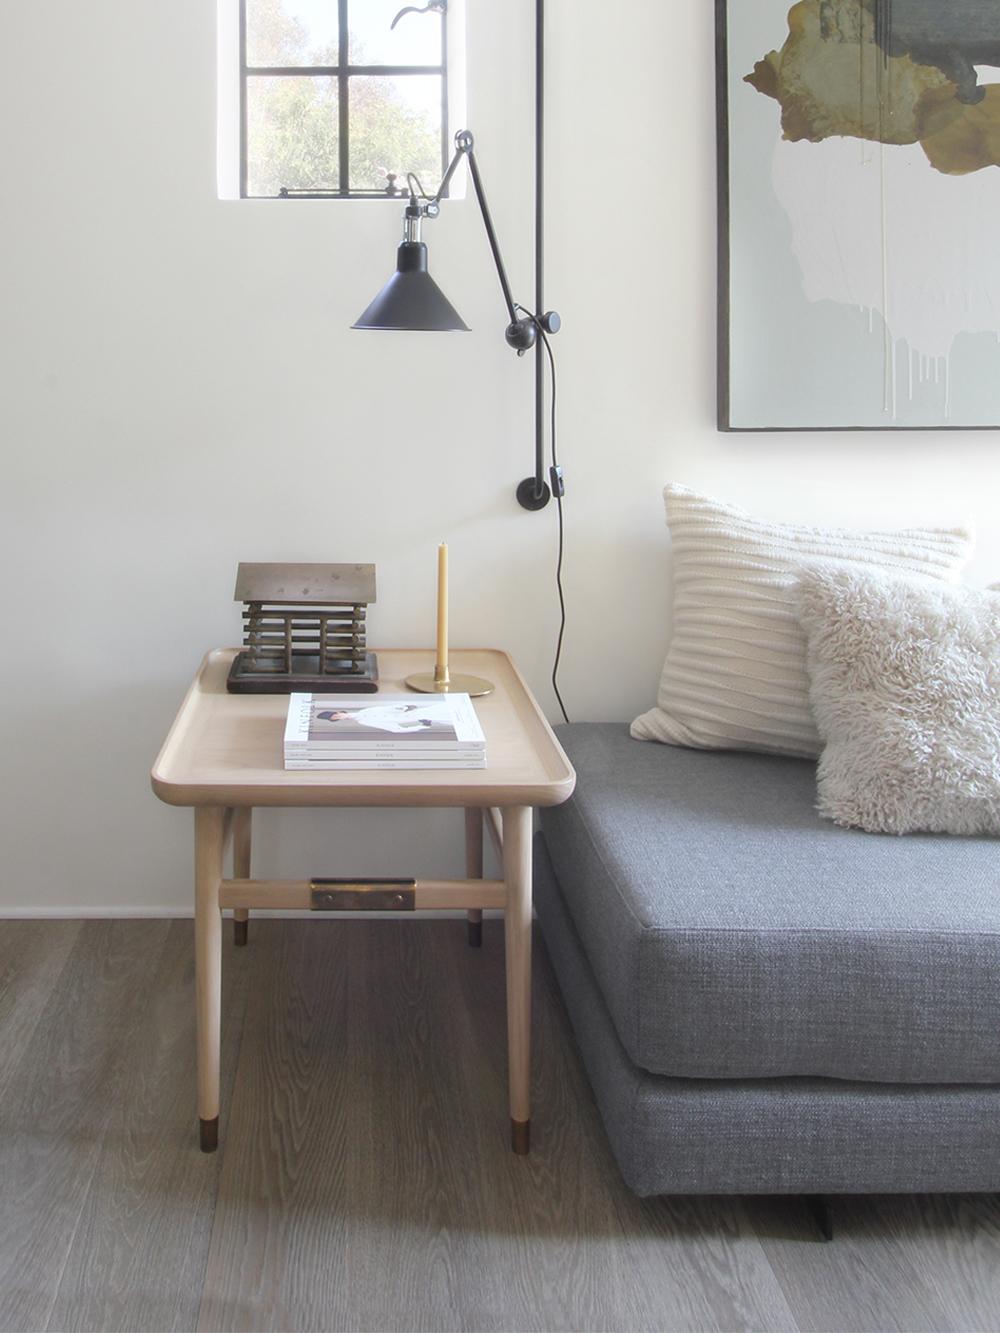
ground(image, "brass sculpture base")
xmin=405 ymin=671 xmax=494 ymax=698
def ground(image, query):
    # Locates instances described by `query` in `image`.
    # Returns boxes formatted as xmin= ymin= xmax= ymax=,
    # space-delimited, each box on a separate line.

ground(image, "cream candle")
xmin=435 ymin=542 xmax=449 ymax=681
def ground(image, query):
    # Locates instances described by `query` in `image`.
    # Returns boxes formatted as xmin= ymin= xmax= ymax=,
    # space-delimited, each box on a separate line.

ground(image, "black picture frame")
xmin=715 ymin=0 xmax=1000 ymax=434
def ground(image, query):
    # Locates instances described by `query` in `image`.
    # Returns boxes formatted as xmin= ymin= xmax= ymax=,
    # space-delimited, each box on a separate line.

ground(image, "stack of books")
xmin=284 ymin=693 xmax=487 ymax=770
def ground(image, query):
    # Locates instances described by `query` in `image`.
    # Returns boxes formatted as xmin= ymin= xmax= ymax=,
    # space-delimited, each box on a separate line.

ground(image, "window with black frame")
xmin=241 ymin=0 xmax=448 ymax=199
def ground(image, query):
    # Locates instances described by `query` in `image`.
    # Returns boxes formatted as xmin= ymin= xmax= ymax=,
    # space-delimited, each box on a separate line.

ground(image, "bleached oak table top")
xmin=151 ymin=648 xmax=575 ymax=809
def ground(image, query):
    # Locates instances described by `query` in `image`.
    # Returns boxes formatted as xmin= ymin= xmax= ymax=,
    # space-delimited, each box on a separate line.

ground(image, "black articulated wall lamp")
xmin=354 ymin=130 xmax=560 ymax=510
xmin=353 ymin=3 xmax=560 ymax=512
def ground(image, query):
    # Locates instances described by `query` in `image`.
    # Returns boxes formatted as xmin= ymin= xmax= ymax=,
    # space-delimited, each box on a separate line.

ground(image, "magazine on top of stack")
xmin=283 ymin=693 xmax=486 ymax=770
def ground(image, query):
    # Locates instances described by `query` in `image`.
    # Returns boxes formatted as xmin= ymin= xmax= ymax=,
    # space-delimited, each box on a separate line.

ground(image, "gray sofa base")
xmin=534 ymin=835 xmax=1000 ymax=1198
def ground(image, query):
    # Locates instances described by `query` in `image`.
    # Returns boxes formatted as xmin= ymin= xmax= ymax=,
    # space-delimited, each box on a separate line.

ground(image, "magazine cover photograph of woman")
xmin=311 ymin=700 xmax=457 ymax=741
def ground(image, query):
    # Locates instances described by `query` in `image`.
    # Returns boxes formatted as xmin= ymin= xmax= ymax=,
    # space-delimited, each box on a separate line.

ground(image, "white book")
xmin=286 ymin=746 xmax=486 ymax=758
xmin=284 ymin=692 xmax=486 ymax=753
xmin=284 ymin=758 xmax=487 ymax=771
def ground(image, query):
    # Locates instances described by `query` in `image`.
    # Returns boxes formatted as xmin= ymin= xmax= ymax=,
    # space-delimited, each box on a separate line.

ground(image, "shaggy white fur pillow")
xmin=796 ymin=564 xmax=1000 ymax=836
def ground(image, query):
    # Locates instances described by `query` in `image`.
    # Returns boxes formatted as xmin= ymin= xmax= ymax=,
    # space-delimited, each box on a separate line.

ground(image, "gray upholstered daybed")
xmin=536 ymin=724 xmax=1000 ymax=1199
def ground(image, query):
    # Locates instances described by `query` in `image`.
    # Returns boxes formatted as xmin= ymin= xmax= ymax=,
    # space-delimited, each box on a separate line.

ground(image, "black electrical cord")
xmin=516 ymin=305 xmax=569 ymax=725
xmin=541 ymin=326 xmax=570 ymax=726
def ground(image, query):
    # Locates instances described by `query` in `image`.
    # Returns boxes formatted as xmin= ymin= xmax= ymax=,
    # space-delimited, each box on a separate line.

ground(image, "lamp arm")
xmin=427 ymin=141 xmax=466 ymax=210
xmin=462 ymin=145 xmax=521 ymax=329
xmin=428 ymin=131 xmax=534 ymax=350
xmin=420 ymin=125 xmax=560 ymax=512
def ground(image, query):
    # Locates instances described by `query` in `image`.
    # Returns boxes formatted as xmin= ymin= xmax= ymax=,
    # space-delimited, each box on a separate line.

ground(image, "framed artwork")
xmin=717 ymin=0 xmax=1000 ymax=430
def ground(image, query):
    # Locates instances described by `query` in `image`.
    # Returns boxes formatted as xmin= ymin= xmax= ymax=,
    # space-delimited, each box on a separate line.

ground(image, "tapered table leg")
xmin=502 ymin=806 xmax=532 ymax=1153
xmin=195 ymin=806 xmax=225 ymax=1152
xmin=232 ymin=807 xmax=252 ymax=946
xmin=465 ymin=807 xmax=484 ymax=948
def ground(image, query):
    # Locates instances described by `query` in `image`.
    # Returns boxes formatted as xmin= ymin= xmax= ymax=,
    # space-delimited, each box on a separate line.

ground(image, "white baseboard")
xmin=0 ymin=907 xmax=195 ymax=919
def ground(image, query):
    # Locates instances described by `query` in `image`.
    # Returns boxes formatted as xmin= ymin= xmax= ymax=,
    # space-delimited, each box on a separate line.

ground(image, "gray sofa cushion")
xmin=540 ymin=725 xmax=1000 ymax=1084
xmin=534 ymin=835 xmax=1000 ymax=1196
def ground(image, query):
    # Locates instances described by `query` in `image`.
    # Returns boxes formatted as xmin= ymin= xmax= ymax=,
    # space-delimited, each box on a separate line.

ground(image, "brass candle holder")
xmin=405 ymin=661 xmax=495 ymax=697
xmin=405 ymin=543 xmax=494 ymax=698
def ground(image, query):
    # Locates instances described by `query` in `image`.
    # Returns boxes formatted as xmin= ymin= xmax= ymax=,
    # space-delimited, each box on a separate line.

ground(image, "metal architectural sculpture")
xmin=227 ymin=563 xmax=378 ymax=694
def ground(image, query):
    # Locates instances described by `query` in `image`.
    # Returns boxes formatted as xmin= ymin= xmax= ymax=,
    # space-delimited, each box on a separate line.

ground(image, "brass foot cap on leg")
xmin=467 ymin=920 xmax=483 ymax=948
xmin=511 ymin=1119 xmax=530 ymax=1155
xmin=234 ymin=919 xmax=248 ymax=947
xmin=200 ymin=1117 xmax=219 ymax=1153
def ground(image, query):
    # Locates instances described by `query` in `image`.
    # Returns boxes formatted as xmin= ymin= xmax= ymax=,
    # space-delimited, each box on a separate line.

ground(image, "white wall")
xmin=1 ymin=1 xmax=997 ymax=913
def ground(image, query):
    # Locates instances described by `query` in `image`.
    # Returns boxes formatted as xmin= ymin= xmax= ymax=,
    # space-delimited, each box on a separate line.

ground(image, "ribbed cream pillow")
xmin=631 ymin=485 xmax=973 ymax=758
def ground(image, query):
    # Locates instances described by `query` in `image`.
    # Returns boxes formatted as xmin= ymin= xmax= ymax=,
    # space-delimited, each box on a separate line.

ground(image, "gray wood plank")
xmin=45 ymin=920 xmax=253 ymax=1333
xmin=605 ymin=1193 xmax=799 ymax=1333
xmin=0 ymin=920 xmax=172 ymax=1333
xmin=892 ymin=1193 xmax=1000 ymax=1330
xmin=200 ymin=921 xmax=796 ymax=1333
xmin=746 ymin=1193 xmax=969 ymax=1332
xmin=201 ymin=920 xmax=487 ymax=1331
xmin=339 ymin=919 xmax=635 ymax=1332
xmin=197 ymin=920 xmax=356 ymax=1333
xmin=0 ymin=921 xmax=82 ymax=1087
xmin=3 ymin=920 xmax=1000 ymax=1333
xmin=505 ymin=931 xmax=797 ymax=1333
xmin=818 ymin=1193 xmax=1000 ymax=1332
xmin=339 ymin=920 xmax=496 ymax=1327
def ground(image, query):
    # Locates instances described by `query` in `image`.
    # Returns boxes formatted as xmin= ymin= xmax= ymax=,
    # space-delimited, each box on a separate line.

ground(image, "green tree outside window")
xmin=245 ymin=0 xmax=443 ymax=197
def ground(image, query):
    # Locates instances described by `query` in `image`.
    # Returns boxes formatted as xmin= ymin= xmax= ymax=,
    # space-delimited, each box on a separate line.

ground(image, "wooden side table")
xmin=151 ymin=649 xmax=575 ymax=1155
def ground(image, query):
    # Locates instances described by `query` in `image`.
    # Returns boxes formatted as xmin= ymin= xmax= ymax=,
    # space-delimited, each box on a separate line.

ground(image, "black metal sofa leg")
xmin=805 ymin=1194 xmax=834 ymax=1241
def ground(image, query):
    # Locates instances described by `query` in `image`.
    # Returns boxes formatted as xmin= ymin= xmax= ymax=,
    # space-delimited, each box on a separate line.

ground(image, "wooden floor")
xmin=1 ymin=921 xmax=999 ymax=1333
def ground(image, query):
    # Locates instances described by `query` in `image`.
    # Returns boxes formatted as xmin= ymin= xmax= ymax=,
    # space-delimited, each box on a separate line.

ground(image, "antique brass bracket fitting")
xmin=309 ymin=879 xmax=416 ymax=911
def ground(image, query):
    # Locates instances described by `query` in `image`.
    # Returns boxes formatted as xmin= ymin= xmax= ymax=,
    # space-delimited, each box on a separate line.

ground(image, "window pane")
xmin=246 ymin=76 xmax=340 ymax=195
xmin=349 ymin=0 xmax=443 ymax=66
xmin=246 ymin=0 xmax=339 ymax=67
xmin=349 ymin=74 xmax=442 ymax=192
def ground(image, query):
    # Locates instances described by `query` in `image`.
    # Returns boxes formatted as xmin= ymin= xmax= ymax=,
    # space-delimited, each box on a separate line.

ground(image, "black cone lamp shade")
xmin=353 ymin=240 xmax=468 ymax=333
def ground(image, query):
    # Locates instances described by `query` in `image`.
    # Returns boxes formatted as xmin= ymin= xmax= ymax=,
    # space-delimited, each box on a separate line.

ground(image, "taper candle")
xmin=435 ymin=542 xmax=449 ymax=681
xmin=404 ymin=537 xmax=492 ymax=696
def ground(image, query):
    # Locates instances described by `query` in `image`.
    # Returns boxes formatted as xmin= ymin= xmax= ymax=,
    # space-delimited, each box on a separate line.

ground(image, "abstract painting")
xmin=718 ymin=0 xmax=1000 ymax=429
